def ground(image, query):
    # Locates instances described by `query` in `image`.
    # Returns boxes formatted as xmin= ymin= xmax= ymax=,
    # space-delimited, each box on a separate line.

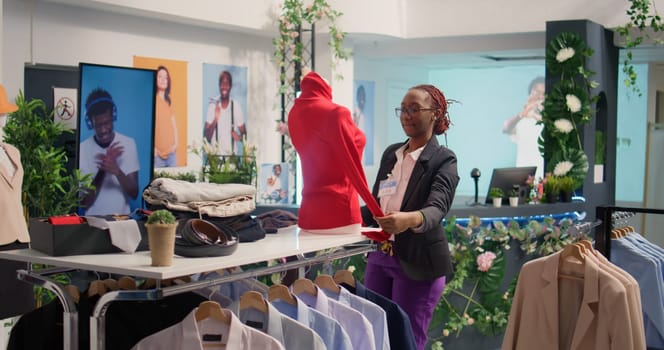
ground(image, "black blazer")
xmin=362 ymin=137 xmax=459 ymax=281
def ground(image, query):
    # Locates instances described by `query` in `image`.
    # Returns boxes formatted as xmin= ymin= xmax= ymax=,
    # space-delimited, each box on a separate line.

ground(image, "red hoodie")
xmin=288 ymin=72 xmax=384 ymax=231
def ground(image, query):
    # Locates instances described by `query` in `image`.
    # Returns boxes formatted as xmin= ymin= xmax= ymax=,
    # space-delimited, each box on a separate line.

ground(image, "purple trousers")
xmin=365 ymin=251 xmax=446 ymax=350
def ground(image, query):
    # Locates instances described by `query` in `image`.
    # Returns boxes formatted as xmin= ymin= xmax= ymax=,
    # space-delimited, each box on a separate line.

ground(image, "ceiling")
xmin=349 ymin=30 xmax=664 ymax=70
xmin=39 ymin=0 xmax=664 ymax=71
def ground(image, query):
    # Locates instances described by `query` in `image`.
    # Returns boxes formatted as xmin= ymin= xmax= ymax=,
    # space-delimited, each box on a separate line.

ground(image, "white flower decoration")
xmin=565 ymin=94 xmax=582 ymax=113
xmin=553 ymin=161 xmax=574 ymax=176
xmin=554 ymin=118 xmax=574 ymax=134
xmin=556 ymin=47 xmax=575 ymax=63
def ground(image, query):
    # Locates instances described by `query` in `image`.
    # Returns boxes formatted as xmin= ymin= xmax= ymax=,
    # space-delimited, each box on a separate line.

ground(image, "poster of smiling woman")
xmin=134 ymin=56 xmax=189 ymax=168
xmin=201 ymin=63 xmax=248 ymax=156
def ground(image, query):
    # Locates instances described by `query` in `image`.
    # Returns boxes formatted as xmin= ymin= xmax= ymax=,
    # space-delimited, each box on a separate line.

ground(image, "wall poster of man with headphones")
xmin=77 ymin=63 xmax=156 ymax=216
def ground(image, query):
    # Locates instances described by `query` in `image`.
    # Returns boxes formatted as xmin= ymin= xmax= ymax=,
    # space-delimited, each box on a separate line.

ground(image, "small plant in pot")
xmin=146 ymin=209 xmax=177 ymax=267
xmin=543 ymin=176 xmax=560 ymax=204
xmin=508 ymin=188 xmax=520 ymax=207
xmin=557 ymin=175 xmax=575 ymax=202
xmin=488 ymin=187 xmax=504 ymax=208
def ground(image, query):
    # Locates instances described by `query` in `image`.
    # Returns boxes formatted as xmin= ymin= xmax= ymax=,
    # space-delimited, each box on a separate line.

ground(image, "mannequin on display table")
xmin=0 ymin=84 xmax=33 ymax=319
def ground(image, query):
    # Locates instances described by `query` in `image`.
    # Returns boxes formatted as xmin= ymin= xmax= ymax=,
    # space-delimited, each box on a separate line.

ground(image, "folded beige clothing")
xmin=145 ymin=178 xmax=255 ymax=203
xmin=144 ymin=193 xmax=255 ymax=218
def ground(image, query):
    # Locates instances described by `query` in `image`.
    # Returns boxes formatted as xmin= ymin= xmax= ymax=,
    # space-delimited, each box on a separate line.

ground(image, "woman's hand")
xmin=375 ymin=211 xmax=422 ymax=235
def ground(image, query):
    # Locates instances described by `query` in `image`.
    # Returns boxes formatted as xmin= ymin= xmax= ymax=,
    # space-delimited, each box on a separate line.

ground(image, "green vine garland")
xmin=272 ymin=0 xmax=351 ymax=176
xmin=427 ymin=216 xmax=590 ymax=349
xmin=273 ymin=0 xmax=351 ymax=95
xmin=616 ymin=0 xmax=664 ymax=96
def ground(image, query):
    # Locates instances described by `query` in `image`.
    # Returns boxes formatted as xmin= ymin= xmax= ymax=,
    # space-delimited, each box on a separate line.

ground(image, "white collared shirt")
xmin=232 ymin=300 xmax=326 ymax=350
xmin=131 ymin=308 xmax=285 ymax=350
xmin=294 ymin=285 xmax=377 ymax=350
xmin=321 ymin=285 xmax=390 ymax=350
xmin=380 ymin=143 xmax=424 ymax=214
xmin=272 ymin=295 xmax=354 ymax=350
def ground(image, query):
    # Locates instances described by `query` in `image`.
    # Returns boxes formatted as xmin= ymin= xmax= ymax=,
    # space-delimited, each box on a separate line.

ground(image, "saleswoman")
xmin=362 ymin=84 xmax=459 ymax=350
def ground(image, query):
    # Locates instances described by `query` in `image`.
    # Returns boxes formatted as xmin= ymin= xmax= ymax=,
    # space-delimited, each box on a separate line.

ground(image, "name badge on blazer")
xmin=378 ymin=179 xmax=397 ymax=198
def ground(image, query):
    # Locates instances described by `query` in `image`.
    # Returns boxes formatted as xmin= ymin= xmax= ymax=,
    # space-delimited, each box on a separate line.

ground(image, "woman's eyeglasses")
xmin=395 ymin=106 xmax=436 ymax=118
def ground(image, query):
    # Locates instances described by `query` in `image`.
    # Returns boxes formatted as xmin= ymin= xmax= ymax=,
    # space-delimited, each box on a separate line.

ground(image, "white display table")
xmin=0 ymin=227 xmax=375 ymax=350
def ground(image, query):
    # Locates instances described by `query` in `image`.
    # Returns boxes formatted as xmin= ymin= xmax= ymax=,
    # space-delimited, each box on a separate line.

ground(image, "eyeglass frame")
xmin=394 ymin=106 xmax=438 ymax=118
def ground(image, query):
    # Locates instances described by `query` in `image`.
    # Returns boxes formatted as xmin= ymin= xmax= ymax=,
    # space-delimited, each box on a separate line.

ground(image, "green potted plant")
xmin=4 ymin=91 xmax=95 ymax=306
xmin=4 ymin=91 xmax=93 ymax=217
xmin=488 ymin=187 xmax=504 ymax=208
xmin=557 ymin=175 xmax=575 ymax=202
xmin=543 ymin=176 xmax=560 ymax=204
xmin=189 ymin=139 xmax=257 ymax=185
xmin=508 ymin=188 xmax=520 ymax=207
xmin=145 ymin=209 xmax=177 ymax=266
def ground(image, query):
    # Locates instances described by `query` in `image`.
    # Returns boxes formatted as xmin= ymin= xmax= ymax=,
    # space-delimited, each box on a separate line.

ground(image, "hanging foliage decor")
xmin=616 ymin=0 xmax=664 ymax=96
xmin=272 ymin=0 xmax=351 ymax=95
xmin=538 ymin=32 xmax=598 ymax=190
xmin=272 ymin=0 xmax=351 ymax=176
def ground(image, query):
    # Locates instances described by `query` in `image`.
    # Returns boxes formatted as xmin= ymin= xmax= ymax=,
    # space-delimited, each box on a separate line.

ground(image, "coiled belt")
xmin=175 ymin=219 xmax=239 ymax=257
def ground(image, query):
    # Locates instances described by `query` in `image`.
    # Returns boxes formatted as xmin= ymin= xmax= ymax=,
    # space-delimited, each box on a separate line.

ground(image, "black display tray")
xmin=29 ymin=217 xmax=149 ymax=256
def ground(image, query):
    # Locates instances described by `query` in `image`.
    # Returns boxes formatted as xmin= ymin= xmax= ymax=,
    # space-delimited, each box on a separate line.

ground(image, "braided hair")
xmin=412 ymin=84 xmax=451 ymax=135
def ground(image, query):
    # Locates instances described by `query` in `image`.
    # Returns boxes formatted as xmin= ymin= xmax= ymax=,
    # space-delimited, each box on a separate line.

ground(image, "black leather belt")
xmin=175 ymin=219 xmax=239 ymax=257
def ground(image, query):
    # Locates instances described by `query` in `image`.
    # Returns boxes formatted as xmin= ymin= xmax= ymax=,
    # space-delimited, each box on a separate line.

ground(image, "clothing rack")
xmin=0 ymin=230 xmax=374 ymax=350
xmin=595 ymin=205 xmax=664 ymax=260
xmin=565 ymin=219 xmax=603 ymax=237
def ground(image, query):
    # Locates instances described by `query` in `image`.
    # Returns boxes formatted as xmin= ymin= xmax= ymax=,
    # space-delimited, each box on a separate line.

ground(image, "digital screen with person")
xmin=77 ymin=63 xmax=155 ymax=215
xmin=502 ymin=76 xmax=545 ymax=178
xmin=353 ymin=80 xmax=376 ymax=165
xmin=202 ymin=64 xmax=248 ymax=156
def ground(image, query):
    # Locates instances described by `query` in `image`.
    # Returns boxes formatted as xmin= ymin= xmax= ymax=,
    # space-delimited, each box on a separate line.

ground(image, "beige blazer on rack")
xmin=0 ymin=144 xmax=29 ymax=246
xmin=502 ymin=251 xmax=634 ymax=350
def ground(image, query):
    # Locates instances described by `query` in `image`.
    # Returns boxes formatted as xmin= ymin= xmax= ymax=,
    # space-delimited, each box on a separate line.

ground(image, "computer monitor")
xmin=484 ymin=166 xmax=537 ymax=204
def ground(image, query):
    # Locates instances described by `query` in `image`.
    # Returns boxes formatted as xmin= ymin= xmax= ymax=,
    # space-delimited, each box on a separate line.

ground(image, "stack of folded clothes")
xmin=255 ymin=209 xmax=298 ymax=233
xmin=143 ymin=178 xmax=256 ymax=218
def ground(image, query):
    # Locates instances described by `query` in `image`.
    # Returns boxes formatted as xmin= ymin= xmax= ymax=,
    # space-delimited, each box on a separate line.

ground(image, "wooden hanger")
xmin=610 ymin=228 xmax=624 ymax=239
xmin=576 ymin=240 xmax=595 ymax=255
xmin=314 ymin=274 xmax=341 ymax=294
xmin=560 ymin=243 xmax=585 ymax=264
xmin=195 ymin=300 xmax=231 ymax=325
xmin=333 ymin=269 xmax=356 ymax=288
xmin=118 ymin=276 xmax=137 ymax=290
xmin=103 ymin=278 xmax=119 ymax=291
xmin=239 ymin=291 xmax=268 ymax=313
xmin=87 ymin=280 xmax=108 ymax=297
xmin=140 ymin=278 xmax=157 ymax=290
xmin=64 ymin=285 xmax=80 ymax=304
xmin=559 ymin=248 xmax=585 ymax=280
xmin=558 ymin=243 xmax=585 ymax=281
xmin=575 ymin=241 xmax=588 ymax=255
xmin=267 ymin=284 xmax=297 ymax=306
xmin=292 ymin=278 xmax=317 ymax=296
